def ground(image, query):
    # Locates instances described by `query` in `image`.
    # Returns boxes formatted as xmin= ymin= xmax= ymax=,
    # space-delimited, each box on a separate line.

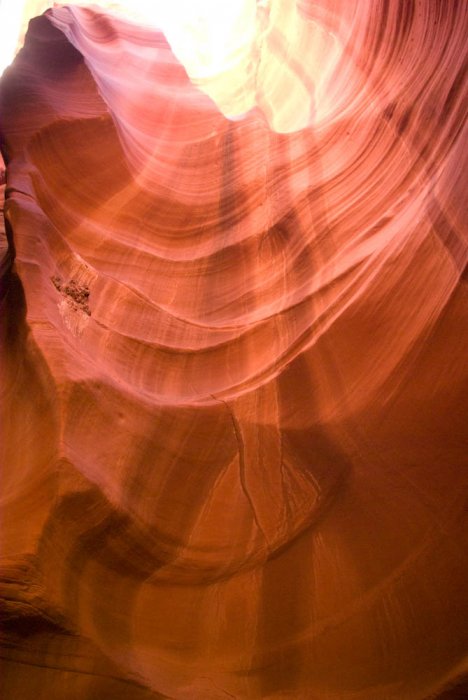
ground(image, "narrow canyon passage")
xmin=0 ymin=2 xmax=467 ymax=698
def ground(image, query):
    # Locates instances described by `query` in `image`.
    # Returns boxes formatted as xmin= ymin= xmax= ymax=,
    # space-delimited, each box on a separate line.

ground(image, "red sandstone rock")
xmin=0 ymin=3 xmax=467 ymax=698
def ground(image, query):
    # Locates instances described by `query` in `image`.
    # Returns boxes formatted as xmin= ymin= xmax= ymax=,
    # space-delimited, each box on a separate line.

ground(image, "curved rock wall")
xmin=0 ymin=2 xmax=467 ymax=698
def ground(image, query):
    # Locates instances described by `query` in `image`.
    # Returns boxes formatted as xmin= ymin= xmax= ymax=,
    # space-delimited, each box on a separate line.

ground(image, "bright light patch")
xmin=0 ymin=0 xmax=28 ymax=75
xmin=0 ymin=0 xmax=257 ymax=78
xmin=122 ymin=0 xmax=257 ymax=79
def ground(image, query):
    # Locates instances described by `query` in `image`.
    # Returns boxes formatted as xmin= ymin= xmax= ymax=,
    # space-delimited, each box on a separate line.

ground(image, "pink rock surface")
xmin=0 ymin=3 xmax=467 ymax=698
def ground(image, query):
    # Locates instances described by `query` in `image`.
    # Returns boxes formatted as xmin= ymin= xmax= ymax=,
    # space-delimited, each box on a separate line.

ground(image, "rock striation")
xmin=0 ymin=2 xmax=467 ymax=698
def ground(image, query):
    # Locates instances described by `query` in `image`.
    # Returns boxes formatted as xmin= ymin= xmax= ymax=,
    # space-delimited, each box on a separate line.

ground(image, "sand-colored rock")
xmin=1 ymin=3 xmax=467 ymax=698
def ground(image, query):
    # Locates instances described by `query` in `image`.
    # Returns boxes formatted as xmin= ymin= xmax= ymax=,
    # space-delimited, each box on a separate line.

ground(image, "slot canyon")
xmin=0 ymin=2 xmax=467 ymax=698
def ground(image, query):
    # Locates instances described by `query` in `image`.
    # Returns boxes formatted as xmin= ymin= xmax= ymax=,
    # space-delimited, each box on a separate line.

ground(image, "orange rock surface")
xmin=0 ymin=3 xmax=467 ymax=698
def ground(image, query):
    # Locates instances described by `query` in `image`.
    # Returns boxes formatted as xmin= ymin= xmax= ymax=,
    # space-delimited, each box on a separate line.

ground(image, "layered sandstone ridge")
xmin=1 ymin=2 xmax=467 ymax=699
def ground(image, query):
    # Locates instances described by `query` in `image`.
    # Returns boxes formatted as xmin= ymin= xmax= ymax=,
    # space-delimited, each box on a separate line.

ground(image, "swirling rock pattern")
xmin=0 ymin=2 xmax=467 ymax=698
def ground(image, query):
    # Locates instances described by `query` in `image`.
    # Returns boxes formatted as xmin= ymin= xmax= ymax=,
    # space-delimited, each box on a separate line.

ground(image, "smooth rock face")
xmin=0 ymin=3 xmax=467 ymax=698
